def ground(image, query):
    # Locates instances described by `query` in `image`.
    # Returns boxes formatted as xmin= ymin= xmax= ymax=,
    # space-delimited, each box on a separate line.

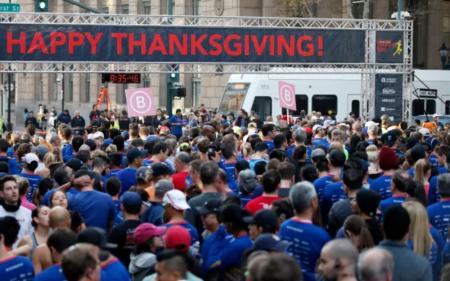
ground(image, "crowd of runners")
xmin=1 ymin=105 xmax=450 ymax=281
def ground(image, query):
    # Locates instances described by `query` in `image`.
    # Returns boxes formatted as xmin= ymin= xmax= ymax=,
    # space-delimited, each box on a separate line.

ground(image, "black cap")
xmin=220 ymin=204 xmax=246 ymax=224
xmin=251 ymin=234 xmax=289 ymax=252
xmin=65 ymin=158 xmax=83 ymax=172
xmin=127 ymin=148 xmax=144 ymax=164
xmin=255 ymin=142 xmax=269 ymax=152
xmin=151 ymin=162 xmax=172 ymax=177
xmin=196 ymin=198 xmax=223 ymax=216
xmin=77 ymin=227 xmax=117 ymax=249
xmin=381 ymin=129 xmax=401 ymax=147
xmin=244 ymin=209 xmax=278 ymax=230
xmin=74 ymin=169 xmax=96 ymax=179
xmin=356 ymin=189 xmax=380 ymax=218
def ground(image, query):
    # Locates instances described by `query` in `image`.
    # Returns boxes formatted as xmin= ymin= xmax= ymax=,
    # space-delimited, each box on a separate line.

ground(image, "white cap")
xmin=78 ymin=144 xmax=91 ymax=152
xmin=312 ymin=124 xmax=323 ymax=132
xmin=162 ymin=190 xmax=190 ymax=211
xmin=323 ymin=119 xmax=336 ymax=128
xmin=93 ymin=131 xmax=104 ymax=139
xmin=365 ymin=121 xmax=379 ymax=128
xmin=433 ymin=114 xmax=439 ymax=118
xmin=23 ymin=153 xmax=39 ymax=164
xmin=418 ymin=127 xmax=430 ymax=136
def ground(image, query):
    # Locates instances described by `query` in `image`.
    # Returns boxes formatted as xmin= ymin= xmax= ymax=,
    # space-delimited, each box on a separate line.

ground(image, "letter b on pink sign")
xmin=125 ymin=88 xmax=156 ymax=117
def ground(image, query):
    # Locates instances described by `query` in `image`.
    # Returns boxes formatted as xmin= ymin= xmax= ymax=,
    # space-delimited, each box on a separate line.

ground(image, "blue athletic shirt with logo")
xmin=428 ymin=199 xmax=450 ymax=239
xmin=34 ymin=264 xmax=65 ymax=281
xmin=279 ymin=218 xmax=331 ymax=281
xmin=379 ymin=195 xmax=407 ymax=216
xmin=0 ymin=255 xmax=34 ymax=281
xmin=370 ymin=175 xmax=393 ymax=200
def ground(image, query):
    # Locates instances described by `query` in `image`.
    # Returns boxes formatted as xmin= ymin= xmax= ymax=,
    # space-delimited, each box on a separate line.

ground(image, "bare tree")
xmin=278 ymin=0 xmax=321 ymax=18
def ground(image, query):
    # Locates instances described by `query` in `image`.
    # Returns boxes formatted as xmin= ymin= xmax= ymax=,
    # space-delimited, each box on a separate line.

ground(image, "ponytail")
xmin=359 ymin=225 xmax=375 ymax=250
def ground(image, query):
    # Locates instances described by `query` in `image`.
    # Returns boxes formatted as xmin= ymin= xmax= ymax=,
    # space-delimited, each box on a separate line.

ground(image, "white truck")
xmin=217 ymin=69 xmax=450 ymax=122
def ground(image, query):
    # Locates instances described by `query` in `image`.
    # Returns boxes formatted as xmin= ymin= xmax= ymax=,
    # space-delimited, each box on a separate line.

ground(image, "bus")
xmin=217 ymin=69 xmax=450 ymax=122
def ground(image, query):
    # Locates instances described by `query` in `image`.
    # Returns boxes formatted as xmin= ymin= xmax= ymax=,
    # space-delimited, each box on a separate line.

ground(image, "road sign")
xmin=125 ymin=88 xmax=156 ymax=117
xmin=0 ymin=3 xmax=20 ymax=13
xmin=418 ymin=88 xmax=438 ymax=99
xmin=278 ymin=81 xmax=297 ymax=111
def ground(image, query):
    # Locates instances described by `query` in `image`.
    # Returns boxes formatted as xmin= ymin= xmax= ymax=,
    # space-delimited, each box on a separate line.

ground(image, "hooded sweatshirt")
xmin=129 ymin=252 xmax=157 ymax=281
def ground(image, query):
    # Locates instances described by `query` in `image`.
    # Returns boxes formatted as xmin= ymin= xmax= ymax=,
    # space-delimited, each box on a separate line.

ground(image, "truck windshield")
xmin=218 ymin=83 xmax=250 ymax=113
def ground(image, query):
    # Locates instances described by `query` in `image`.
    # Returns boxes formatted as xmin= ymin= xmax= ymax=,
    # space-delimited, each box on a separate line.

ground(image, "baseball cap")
xmin=196 ymin=198 xmax=223 ymax=216
xmin=35 ymin=145 xmax=49 ymax=159
xmin=418 ymin=128 xmax=430 ymax=137
xmin=312 ymin=124 xmax=323 ymax=133
xmin=136 ymin=166 xmax=152 ymax=181
xmin=162 ymin=189 xmax=190 ymax=211
xmin=381 ymin=129 xmax=401 ymax=147
xmin=155 ymin=179 xmax=174 ymax=196
xmin=120 ymin=191 xmax=142 ymax=211
xmin=251 ymin=234 xmax=289 ymax=252
xmin=24 ymin=153 xmax=39 ymax=164
xmin=151 ymin=163 xmax=172 ymax=177
xmin=73 ymin=169 xmax=96 ymax=179
xmin=66 ymin=158 xmax=84 ymax=172
xmin=77 ymin=227 xmax=117 ymax=249
xmin=93 ymin=131 xmax=104 ymax=139
xmin=356 ymin=189 xmax=380 ymax=218
xmin=244 ymin=210 xmax=278 ymax=230
xmin=78 ymin=144 xmax=91 ymax=152
xmin=127 ymin=148 xmax=145 ymax=163
xmin=365 ymin=120 xmax=379 ymax=128
xmin=134 ymin=223 xmax=166 ymax=244
xmin=311 ymin=148 xmax=326 ymax=159
xmin=164 ymin=225 xmax=191 ymax=252
xmin=255 ymin=142 xmax=269 ymax=152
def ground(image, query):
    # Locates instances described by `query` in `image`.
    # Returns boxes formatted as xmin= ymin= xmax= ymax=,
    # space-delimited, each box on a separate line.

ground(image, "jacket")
xmin=129 ymin=252 xmax=156 ymax=281
xmin=379 ymin=240 xmax=433 ymax=281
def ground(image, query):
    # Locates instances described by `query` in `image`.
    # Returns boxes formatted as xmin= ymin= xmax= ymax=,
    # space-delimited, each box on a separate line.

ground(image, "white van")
xmin=217 ymin=69 xmax=450 ymax=122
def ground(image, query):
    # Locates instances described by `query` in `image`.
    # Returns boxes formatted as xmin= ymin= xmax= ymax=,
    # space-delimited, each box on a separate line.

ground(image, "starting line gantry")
xmin=0 ymin=12 xmax=413 ymax=120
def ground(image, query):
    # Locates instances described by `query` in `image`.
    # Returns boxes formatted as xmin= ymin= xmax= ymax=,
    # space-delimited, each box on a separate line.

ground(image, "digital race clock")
xmin=101 ymin=73 xmax=141 ymax=84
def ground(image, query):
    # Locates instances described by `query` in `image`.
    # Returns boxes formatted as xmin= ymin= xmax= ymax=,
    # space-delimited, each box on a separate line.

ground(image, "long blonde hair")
xmin=414 ymin=159 xmax=431 ymax=186
xmin=403 ymin=200 xmax=433 ymax=257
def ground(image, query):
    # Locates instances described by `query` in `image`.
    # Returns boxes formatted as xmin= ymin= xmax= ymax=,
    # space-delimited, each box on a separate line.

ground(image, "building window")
xmin=351 ymin=100 xmax=360 ymax=118
xmin=101 ymin=6 xmax=109 ymax=13
xmin=443 ymin=17 xmax=450 ymax=33
xmin=143 ymin=1 xmax=151 ymax=14
xmin=121 ymin=4 xmax=129 ymax=14
xmin=412 ymin=99 xmax=436 ymax=115
xmin=312 ymin=95 xmax=337 ymax=117
xmin=251 ymin=97 xmax=272 ymax=121
xmin=446 ymin=101 xmax=450 ymax=115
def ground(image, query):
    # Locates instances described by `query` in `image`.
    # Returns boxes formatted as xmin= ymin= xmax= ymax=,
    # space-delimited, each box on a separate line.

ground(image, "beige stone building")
xmin=3 ymin=0 xmax=450 ymax=126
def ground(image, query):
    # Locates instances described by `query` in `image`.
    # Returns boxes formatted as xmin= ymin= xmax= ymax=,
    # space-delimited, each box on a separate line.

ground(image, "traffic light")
xmin=35 ymin=0 xmax=48 ymax=12
xmin=168 ymin=64 xmax=179 ymax=83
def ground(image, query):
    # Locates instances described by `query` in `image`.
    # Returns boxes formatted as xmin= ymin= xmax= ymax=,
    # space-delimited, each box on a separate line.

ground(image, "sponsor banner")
xmin=376 ymin=31 xmax=404 ymax=63
xmin=0 ymin=24 xmax=365 ymax=63
xmin=375 ymin=74 xmax=403 ymax=121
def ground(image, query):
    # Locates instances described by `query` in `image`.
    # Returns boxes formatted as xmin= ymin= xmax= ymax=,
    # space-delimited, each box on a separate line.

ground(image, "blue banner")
xmin=0 ymin=24 xmax=366 ymax=63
